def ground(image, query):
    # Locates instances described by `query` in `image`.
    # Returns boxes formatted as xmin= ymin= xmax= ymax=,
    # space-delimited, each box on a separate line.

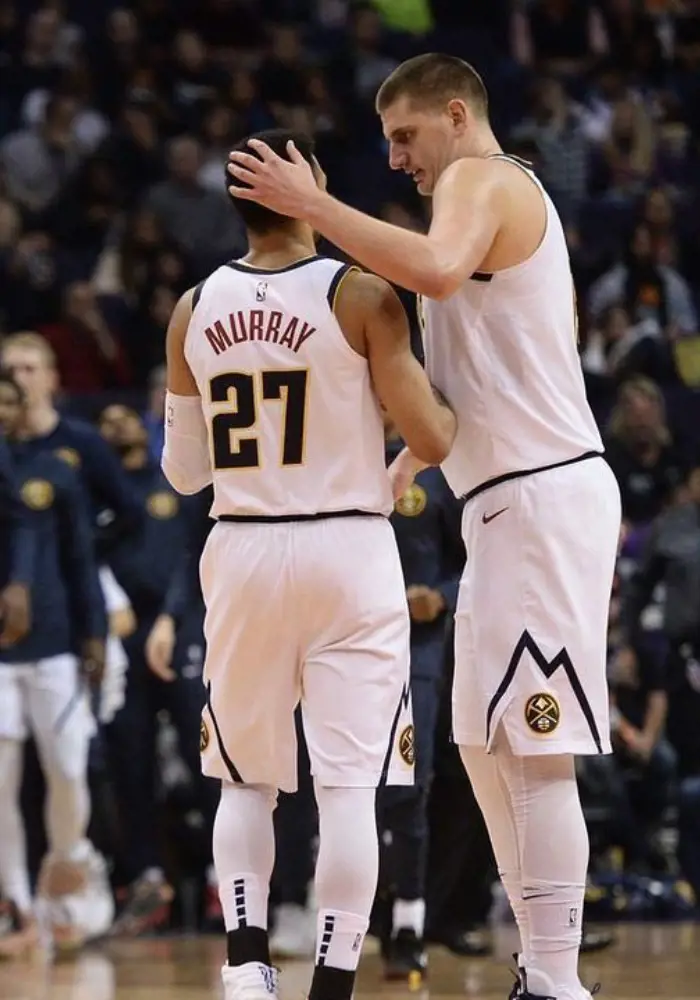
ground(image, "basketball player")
xmin=227 ymin=57 xmax=621 ymax=1000
xmin=0 ymin=369 xmax=113 ymax=955
xmin=162 ymin=128 xmax=455 ymax=1000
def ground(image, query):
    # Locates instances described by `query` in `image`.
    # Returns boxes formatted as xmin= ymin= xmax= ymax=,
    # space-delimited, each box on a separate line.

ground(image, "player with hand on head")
xmin=227 ymin=56 xmax=621 ymax=1000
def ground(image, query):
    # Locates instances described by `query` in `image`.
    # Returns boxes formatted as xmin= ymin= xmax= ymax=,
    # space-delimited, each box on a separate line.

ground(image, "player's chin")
xmin=415 ymin=177 xmax=433 ymax=196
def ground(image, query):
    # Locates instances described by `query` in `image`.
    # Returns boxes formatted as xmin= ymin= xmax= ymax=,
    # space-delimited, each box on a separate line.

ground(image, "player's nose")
xmin=387 ymin=144 xmax=404 ymax=171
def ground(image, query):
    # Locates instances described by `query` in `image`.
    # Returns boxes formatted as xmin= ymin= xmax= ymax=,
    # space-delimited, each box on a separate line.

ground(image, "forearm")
xmin=642 ymin=693 xmax=666 ymax=746
xmin=307 ymin=191 xmax=450 ymax=299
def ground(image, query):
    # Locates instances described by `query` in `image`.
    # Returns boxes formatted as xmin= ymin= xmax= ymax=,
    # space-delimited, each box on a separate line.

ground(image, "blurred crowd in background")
xmin=2 ymin=0 xmax=700 ymax=970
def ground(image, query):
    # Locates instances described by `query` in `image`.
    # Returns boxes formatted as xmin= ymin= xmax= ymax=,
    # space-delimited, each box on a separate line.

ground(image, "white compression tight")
xmin=461 ymin=739 xmax=589 ymax=996
xmin=213 ymin=781 xmax=378 ymax=973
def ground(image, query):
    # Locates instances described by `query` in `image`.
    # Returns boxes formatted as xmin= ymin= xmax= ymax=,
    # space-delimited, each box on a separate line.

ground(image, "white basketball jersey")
xmin=185 ymin=255 xmax=393 ymax=519
xmin=422 ymin=155 xmax=603 ymax=499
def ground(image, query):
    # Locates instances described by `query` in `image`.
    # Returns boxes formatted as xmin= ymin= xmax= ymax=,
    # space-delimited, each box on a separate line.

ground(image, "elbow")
xmin=421 ymin=263 xmax=462 ymax=302
xmin=161 ymin=455 xmax=210 ymax=496
xmin=410 ymin=414 xmax=457 ymax=467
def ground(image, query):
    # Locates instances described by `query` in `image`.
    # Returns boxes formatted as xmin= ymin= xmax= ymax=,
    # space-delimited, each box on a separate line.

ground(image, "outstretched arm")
xmin=228 ymin=142 xmax=503 ymax=300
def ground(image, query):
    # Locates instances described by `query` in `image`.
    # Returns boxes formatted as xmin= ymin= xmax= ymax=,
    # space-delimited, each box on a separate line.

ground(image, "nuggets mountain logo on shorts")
xmin=525 ymin=693 xmax=560 ymax=735
xmin=398 ymin=724 xmax=415 ymax=766
xmin=21 ymin=478 xmax=55 ymax=510
xmin=395 ymin=483 xmax=427 ymax=518
xmin=147 ymin=491 xmax=178 ymax=519
xmin=200 ymin=719 xmax=209 ymax=753
xmin=54 ymin=446 xmax=81 ymax=468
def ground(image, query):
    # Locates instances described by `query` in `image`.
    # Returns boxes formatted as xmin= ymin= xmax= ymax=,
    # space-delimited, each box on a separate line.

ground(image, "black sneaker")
xmin=384 ymin=928 xmax=428 ymax=984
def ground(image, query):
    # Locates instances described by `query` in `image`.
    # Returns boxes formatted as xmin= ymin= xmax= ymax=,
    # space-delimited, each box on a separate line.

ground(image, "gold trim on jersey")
xmin=330 ymin=265 xmax=361 ymax=314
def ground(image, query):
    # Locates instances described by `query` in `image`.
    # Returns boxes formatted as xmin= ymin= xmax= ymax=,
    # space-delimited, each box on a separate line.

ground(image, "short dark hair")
xmin=226 ymin=129 xmax=316 ymax=235
xmin=376 ymin=53 xmax=488 ymax=119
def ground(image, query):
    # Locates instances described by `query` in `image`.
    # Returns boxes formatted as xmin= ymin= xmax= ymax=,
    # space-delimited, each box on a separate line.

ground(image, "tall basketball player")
xmin=227 ymin=57 xmax=622 ymax=1000
xmin=162 ymin=129 xmax=455 ymax=1000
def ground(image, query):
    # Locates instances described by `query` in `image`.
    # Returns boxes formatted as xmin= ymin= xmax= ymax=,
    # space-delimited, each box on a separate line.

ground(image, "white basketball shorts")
xmin=453 ymin=456 xmax=621 ymax=756
xmin=199 ymin=514 xmax=413 ymax=793
xmin=0 ymin=654 xmax=96 ymax=771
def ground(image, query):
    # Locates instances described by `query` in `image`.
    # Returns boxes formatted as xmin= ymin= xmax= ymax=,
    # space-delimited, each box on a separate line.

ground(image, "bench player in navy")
xmin=379 ymin=415 xmax=465 ymax=982
xmin=97 ymin=403 xmax=199 ymax=935
xmin=0 ymin=434 xmax=34 ymax=650
xmin=1 ymin=333 xmax=141 ymax=554
xmin=0 ymin=370 xmax=112 ymax=956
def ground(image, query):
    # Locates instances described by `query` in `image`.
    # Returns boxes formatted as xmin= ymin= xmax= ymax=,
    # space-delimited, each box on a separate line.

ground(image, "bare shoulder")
xmin=434 ymin=156 xmax=508 ymax=203
xmin=169 ymin=287 xmax=195 ymax=329
xmin=337 ymin=267 xmax=403 ymax=317
xmin=441 ymin=157 xmax=546 ymax=272
xmin=334 ymin=268 xmax=407 ymax=356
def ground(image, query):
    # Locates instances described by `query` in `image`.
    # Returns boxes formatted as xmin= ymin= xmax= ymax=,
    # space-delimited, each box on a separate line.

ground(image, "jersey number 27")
xmin=209 ymin=369 xmax=308 ymax=470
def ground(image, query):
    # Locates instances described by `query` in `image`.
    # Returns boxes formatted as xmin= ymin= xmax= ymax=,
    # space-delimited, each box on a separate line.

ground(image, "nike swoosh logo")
xmin=482 ymin=507 xmax=509 ymax=525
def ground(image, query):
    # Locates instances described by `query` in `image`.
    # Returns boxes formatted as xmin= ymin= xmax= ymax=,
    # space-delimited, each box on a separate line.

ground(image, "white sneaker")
xmin=38 ymin=844 xmax=115 ymax=951
xmin=221 ymin=961 xmax=279 ymax=1000
xmin=269 ymin=903 xmax=316 ymax=959
xmin=523 ymin=967 xmax=597 ymax=1000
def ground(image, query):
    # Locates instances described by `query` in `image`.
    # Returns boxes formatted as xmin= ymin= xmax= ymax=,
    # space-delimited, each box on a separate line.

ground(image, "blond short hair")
xmin=2 ymin=332 xmax=57 ymax=369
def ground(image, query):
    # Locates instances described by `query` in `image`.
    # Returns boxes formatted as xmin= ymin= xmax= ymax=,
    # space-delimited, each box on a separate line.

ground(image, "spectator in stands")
xmin=588 ymin=223 xmax=697 ymax=336
xmin=39 ymin=281 xmax=132 ymax=393
xmin=608 ymin=643 xmax=676 ymax=860
xmin=198 ymin=103 xmax=242 ymax=192
xmin=510 ymin=0 xmax=608 ymax=78
xmin=672 ymin=635 xmax=700 ymax=905
xmin=92 ymin=208 xmax=165 ymax=303
xmin=510 ymin=76 xmax=591 ymax=224
xmin=0 ymin=93 xmax=86 ymax=216
xmin=582 ymin=305 xmax=680 ymax=387
xmin=605 ymin=376 xmax=685 ymax=527
xmin=622 ymin=464 xmax=700 ymax=654
xmin=596 ymin=96 xmax=656 ymax=200
xmin=145 ymin=134 xmax=245 ymax=273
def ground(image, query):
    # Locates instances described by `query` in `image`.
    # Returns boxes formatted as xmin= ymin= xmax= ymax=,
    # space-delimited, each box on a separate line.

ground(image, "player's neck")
xmin=243 ymin=229 xmax=317 ymax=270
xmin=461 ymin=127 xmax=502 ymax=161
xmin=24 ymin=404 xmax=59 ymax=438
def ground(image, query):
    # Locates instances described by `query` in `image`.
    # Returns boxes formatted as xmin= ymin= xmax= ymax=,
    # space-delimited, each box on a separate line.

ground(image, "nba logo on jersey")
xmin=255 ymin=281 xmax=268 ymax=302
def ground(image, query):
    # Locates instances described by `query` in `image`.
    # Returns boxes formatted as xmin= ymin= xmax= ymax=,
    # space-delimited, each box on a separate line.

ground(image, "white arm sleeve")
xmin=161 ymin=391 xmax=212 ymax=495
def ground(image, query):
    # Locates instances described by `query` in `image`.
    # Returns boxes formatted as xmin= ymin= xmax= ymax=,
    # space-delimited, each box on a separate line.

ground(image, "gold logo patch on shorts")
xmin=525 ymin=693 xmax=560 ymax=735
xmin=398 ymin=724 xmax=415 ymax=766
xmin=200 ymin=719 xmax=209 ymax=753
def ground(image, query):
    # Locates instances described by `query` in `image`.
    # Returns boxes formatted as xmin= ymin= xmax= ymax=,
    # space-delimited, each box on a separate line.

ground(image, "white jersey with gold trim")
xmin=421 ymin=156 xmax=603 ymax=499
xmin=185 ymin=255 xmax=393 ymax=519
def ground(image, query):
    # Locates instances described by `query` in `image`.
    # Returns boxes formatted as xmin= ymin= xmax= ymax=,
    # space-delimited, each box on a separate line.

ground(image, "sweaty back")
xmin=421 ymin=155 xmax=603 ymax=498
xmin=185 ymin=255 xmax=393 ymax=518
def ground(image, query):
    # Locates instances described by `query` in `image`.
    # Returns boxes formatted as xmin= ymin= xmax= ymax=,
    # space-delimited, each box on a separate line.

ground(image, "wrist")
xmin=305 ymin=188 xmax=332 ymax=229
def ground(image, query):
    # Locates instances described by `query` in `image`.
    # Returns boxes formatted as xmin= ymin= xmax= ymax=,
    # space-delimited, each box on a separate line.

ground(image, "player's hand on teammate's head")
xmin=228 ymin=139 xmax=320 ymax=219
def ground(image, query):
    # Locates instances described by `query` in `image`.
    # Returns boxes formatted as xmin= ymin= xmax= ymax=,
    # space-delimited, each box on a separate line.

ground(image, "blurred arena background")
xmin=1 ymin=0 xmax=700 ymax=995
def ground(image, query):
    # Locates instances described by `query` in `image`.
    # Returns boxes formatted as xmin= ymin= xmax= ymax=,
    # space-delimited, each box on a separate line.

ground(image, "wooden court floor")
xmin=1 ymin=924 xmax=698 ymax=1000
